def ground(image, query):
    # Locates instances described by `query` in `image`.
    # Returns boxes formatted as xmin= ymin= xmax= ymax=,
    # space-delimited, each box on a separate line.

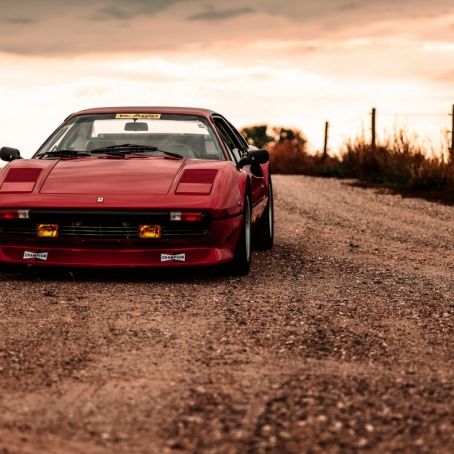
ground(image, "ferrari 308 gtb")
xmin=0 ymin=107 xmax=273 ymax=275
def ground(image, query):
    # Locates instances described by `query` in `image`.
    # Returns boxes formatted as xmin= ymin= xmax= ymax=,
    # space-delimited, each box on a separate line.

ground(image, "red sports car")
xmin=0 ymin=107 xmax=273 ymax=275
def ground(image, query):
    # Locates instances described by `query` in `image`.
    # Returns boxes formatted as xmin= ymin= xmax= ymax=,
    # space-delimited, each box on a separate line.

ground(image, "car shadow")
xmin=345 ymin=180 xmax=454 ymax=206
xmin=0 ymin=264 xmax=231 ymax=284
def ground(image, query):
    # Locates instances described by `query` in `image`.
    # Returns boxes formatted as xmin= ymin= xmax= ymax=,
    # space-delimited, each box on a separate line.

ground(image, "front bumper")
xmin=0 ymin=216 xmax=242 ymax=268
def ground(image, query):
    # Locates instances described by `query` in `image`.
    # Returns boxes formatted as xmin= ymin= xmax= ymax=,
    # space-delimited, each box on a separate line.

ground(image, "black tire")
xmin=224 ymin=194 xmax=252 ymax=276
xmin=254 ymin=180 xmax=274 ymax=251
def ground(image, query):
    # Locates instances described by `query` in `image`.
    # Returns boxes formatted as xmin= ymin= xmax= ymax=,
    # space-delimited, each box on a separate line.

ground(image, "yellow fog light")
xmin=37 ymin=224 xmax=59 ymax=238
xmin=139 ymin=225 xmax=161 ymax=239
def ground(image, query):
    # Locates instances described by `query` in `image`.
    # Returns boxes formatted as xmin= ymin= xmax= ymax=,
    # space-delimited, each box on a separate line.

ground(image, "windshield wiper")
xmin=41 ymin=149 xmax=91 ymax=159
xmin=91 ymin=144 xmax=183 ymax=159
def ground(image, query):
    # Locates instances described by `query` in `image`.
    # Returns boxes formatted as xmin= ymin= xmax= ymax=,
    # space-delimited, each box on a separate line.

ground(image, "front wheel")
xmin=224 ymin=195 xmax=252 ymax=276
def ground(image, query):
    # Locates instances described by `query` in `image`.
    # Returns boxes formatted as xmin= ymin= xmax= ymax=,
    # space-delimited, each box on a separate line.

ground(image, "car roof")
xmin=68 ymin=106 xmax=219 ymax=120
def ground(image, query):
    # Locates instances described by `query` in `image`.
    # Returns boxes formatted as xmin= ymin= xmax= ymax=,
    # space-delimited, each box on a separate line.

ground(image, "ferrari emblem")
xmin=97 ymin=197 xmax=104 ymax=203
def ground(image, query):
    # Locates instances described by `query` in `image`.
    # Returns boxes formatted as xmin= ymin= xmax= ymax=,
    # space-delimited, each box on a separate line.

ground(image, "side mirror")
xmin=0 ymin=147 xmax=22 ymax=162
xmin=238 ymin=149 xmax=269 ymax=168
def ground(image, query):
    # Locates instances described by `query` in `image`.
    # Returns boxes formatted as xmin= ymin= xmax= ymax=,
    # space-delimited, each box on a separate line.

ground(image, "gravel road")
xmin=0 ymin=175 xmax=453 ymax=453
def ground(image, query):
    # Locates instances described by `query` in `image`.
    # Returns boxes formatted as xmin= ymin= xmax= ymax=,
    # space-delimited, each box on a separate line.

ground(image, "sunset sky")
xmin=0 ymin=0 xmax=453 ymax=157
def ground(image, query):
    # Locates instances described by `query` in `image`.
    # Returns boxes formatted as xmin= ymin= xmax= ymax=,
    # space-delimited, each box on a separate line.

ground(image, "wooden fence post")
xmin=450 ymin=104 xmax=454 ymax=162
xmin=371 ymin=108 xmax=376 ymax=150
xmin=323 ymin=121 xmax=329 ymax=160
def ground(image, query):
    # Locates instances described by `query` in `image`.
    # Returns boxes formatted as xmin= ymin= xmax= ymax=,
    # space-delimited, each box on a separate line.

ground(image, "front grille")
xmin=0 ymin=210 xmax=209 ymax=240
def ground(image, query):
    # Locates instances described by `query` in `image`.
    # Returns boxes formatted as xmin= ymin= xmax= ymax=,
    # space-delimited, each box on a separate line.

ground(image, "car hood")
xmin=40 ymin=158 xmax=186 ymax=195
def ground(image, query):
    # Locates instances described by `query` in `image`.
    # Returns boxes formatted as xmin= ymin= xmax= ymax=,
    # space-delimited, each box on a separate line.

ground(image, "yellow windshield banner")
xmin=115 ymin=113 xmax=162 ymax=119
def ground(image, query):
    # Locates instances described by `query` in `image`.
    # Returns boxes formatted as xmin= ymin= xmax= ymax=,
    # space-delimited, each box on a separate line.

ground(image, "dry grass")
xmin=342 ymin=132 xmax=454 ymax=192
xmin=262 ymin=129 xmax=454 ymax=203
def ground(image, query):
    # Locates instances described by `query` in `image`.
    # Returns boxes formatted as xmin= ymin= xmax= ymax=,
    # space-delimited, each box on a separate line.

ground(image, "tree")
xmin=272 ymin=127 xmax=305 ymax=144
xmin=240 ymin=125 xmax=274 ymax=148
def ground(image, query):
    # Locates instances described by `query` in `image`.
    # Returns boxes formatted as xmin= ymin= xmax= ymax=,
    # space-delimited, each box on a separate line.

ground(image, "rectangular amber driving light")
xmin=37 ymin=224 xmax=59 ymax=238
xmin=139 ymin=225 xmax=161 ymax=239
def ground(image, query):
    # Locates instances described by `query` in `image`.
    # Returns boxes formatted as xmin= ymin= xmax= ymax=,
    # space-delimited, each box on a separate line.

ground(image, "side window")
xmin=226 ymin=120 xmax=249 ymax=154
xmin=214 ymin=117 xmax=242 ymax=163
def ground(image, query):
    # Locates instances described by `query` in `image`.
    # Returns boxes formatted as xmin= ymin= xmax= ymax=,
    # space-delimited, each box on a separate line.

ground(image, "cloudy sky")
xmin=0 ymin=0 xmax=453 ymax=156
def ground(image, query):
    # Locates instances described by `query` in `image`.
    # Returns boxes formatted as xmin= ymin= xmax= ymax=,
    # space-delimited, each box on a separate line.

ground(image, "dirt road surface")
xmin=0 ymin=175 xmax=453 ymax=453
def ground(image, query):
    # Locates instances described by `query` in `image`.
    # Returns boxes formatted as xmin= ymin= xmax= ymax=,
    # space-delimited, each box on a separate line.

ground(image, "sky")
xmin=0 ymin=0 xmax=453 ymax=157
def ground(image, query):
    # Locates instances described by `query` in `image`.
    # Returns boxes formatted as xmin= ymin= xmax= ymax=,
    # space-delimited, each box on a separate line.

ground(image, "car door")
xmin=212 ymin=116 xmax=267 ymax=221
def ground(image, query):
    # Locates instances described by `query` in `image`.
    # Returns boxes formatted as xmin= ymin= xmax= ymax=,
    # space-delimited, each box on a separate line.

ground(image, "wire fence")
xmin=320 ymin=106 xmax=454 ymax=159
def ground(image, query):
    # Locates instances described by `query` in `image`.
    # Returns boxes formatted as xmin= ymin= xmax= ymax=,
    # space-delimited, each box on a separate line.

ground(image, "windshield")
xmin=35 ymin=113 xmax=225 ymax=160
